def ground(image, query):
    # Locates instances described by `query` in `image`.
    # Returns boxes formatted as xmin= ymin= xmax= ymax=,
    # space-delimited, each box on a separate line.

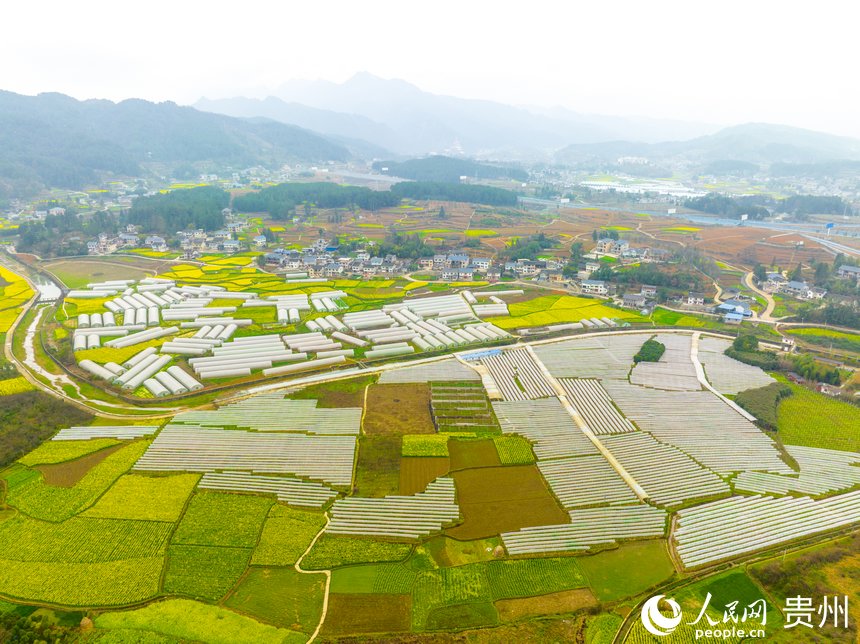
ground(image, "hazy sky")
xmin=5 ymin=0 xmax=859 ymax=137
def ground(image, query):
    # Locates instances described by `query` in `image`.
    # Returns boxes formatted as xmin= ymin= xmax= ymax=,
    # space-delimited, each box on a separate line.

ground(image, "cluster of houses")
xmin=263 ymin=245 xmax=567 ymax=281
xmin=763 ymin=272 xmax=827 ymax=300
xmin=593 ymin=237 xmax=670 ymax=263
xmin=86 ymin=216 xmax=270 ymax=258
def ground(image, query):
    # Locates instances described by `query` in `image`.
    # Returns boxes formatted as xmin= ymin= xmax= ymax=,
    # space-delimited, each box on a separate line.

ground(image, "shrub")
xmin=633 ymin=338 xmax=665 ymax=363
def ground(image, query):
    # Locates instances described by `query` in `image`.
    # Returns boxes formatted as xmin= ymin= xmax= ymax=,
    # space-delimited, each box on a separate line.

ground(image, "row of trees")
xmin=234 ymin=182 xmax=400 ymax=220
xmin=390 ymin=182 xmax=518 ymax=207
xmin=685 ymin=192 xmax=853 ymax=219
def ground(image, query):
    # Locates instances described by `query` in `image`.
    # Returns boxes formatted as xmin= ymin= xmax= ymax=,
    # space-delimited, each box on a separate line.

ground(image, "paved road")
xmin=742 ymin=271 xmax=777 ymax=322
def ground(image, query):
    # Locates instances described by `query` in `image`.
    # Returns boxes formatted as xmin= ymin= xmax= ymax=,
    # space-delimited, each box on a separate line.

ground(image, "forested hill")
xmin=372 ymin=156 xmax=527 ymax=183
xmin=0 ymin=91 xmax=351 ymax=198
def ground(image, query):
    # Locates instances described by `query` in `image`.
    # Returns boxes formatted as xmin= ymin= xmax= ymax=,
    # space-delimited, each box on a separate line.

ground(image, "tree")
xmin=753 ymin=263 xmax=767 ymax=282
xmin=438 ymin=205 xmax=447 ymax=219
xmin=814 ymin=261 xmax=830 ymax=285
xmin=733 ymin=334 xmax=759 ymax=352
xmin=790 ymin=263 xmax=804 ymax=281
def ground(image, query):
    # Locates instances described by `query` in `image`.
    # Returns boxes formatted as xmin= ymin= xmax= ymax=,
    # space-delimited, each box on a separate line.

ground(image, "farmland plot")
xmin=558 ymin=378 xmax=635 ymax=435
xmin=538 ymin=456 xmax=639 ymax=508
xmin=629 ymin=334 xmax=701 ymax=391
xmin=134 ymin=424 xmax=356 ymax=487
xmin=492 ymin=398 xmax=596 ymax=460
xmin=431 ymin=382 xmax=500 ymax=433
xmin=602 ymin=380 xmax=791 ymax=475
xmin=674 ymin=490 xmax=860 ymax=568
xmin=600 ymin=432 xmax=729 ymax=506
xmin=697 ymin=337 xmax=774 ymax=394
xmin=733 ymin=445 xmax=860 ymax=496
xmin=533 ymin=335 xmax=642 ymax=380
xmin=480 ymin=349 xmax=556 ymax=401
xmin=502 ymin=504 xmax=667 ymax=555
xmin=173 ymin=394 xmax=361 ymax=435
xmin=378 ymin=358 xmax=480 ymax=383
xmin=326 ymin=477 xmax=460 ymax=539
xmin=4 ymin=440 xmax=150 ymax=522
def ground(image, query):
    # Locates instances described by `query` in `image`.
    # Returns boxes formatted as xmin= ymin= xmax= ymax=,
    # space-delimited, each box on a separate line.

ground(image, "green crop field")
xmin=578 ymin=540 xmax=675 ymax=601
xmin=489 ymin=295 xmax=644 ymax=329
xmin=164 ymin=544 xmax=251 ymax=601
xmin=777 ymin=382 xmax=860 ymax=452
xmin=225 ymin=566 xmax=326 ymax=632
xmin=252 ymin=505 xmax=326 ymax=566
xmin=302 ymin=535 xmax=413 ymax=570
xmin=331 ymin=562 xmax=418 ymax=594
xmin=0 ymin=556 xmax=164 ymax=606
xmin=16 ymin=438 xmax=121 ymax=465
xmin=95 ymin=598 xmax=306 ymax=644
xmin=84 ymin=473 xmax=200 ymax=522
xmin=170 ymin=492 xmax=272 ymax=548
xmin=3 ymin=440 xmax=150 ymax=522
xmin=491 ymin=435 xmax=535 ymax=464
xmin=402 ymin=434 xmax=451 ymax=457
xmin=787 ymin=327 xmax=860 ymax=354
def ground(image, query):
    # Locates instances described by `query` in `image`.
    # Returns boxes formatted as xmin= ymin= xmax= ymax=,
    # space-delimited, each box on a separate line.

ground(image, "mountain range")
xmin=196 ymin=72 xmax=721 ymax=158
xmin=0 ymin=91 xmax=349 ymax=198
xmin=4 ymin=76 xmax=860 ymax=201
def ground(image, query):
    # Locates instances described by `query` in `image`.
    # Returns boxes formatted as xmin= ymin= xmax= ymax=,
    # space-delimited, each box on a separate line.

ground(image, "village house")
xmin=837 ymin=265 xmax=860 ymax=279
xmin=581 ymin=279 xmax=608 ymax=295
xmin=765 ymin=272 xmax=787 ymax=291
xmin=622 ymin=293 xmax=648 ymax=309
xmin=686 ymin=292 xmax=706 ymax=306
xmin=470 ymin=257 xmax=491 ymax=271
xmin=417 ymin=257 xmax=434 ymax=270
xmin=253 ymin=234 xmax=267 ymax=248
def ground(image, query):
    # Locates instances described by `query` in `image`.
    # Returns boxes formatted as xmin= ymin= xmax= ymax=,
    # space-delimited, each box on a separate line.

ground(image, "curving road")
xmin=742 ymin=271 xmax=777 ymax=322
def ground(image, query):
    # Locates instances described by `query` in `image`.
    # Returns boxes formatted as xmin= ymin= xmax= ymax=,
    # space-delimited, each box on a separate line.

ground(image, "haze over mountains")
xmin=4 ymin=73 xmax=860 ymax=200
xmin=196 ymin=73 xmax=722 ymax=158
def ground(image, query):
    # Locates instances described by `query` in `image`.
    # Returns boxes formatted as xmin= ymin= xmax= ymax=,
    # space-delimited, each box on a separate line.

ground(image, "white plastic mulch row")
xmin=198 ymin=472 xmax=337 ymax=508
xmin=502 ymin=504 xmax=667 ymax=555
xmin=326 ymin=477 xmax=460 ymax=539
xmin=697 ymin=336 xmax=776 ymax=394
xmin=377 ymin=358 xmax=481 ymax=384
xmin=734 ymin=446 xmax=860 ymax=496
xmin=538 ymin=456 xmax=640 ymax=508
xmin=51 ymin=425 xmax=160 ymax=441
xmin=532 ymin=335 xmax=643 ymax=380
xmin=629 ymin=333 xmax=701 ymax=391
xmin=674 ymin=490 xmax=860 ymax=568
xmin=481 ymin=348 xmax=556 ymax=401
xmin=601 ymin=380 xmax=792 ymax=475
xmin=558 ymin=378 xmax=636 ymax=435
xmin=383 ymin=293 xmax=472 ymax=318
xmin=492 ymin=398 xmax=597 ymax=460
xmin=133 ymin=424 xmax=356 ymax=487
xmin=600 ymin=432 xmax=730 ymax=507
xmin=171 ymin=393 xmax=361 ymax=435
